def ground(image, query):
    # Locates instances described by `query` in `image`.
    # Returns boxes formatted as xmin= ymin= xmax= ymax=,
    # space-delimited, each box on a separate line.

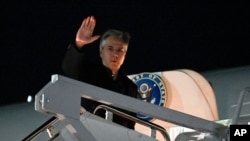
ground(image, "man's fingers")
xmin=79 ymin=16 xmax=96 ymax=31
xmin=85 ymin=16 xmax=91 ymax=27
xmin=85 ymin=16 xmax=95 ymax=30
xmin=90 ymin=35 xmax=100 ymax=42
xmin=89 ymin=16 xmax=96 ymax=30
xmin=80 ymin=18 xmax=87 ymax=29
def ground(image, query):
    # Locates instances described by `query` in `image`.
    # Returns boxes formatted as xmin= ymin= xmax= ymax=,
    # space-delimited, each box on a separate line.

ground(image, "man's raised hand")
xmin=75 ymin=16 xmax=100 ymax=47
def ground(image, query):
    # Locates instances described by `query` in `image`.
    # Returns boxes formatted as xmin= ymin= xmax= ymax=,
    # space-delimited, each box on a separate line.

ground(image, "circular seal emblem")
xmin=131 ymin=72 xmax=168 ymax=121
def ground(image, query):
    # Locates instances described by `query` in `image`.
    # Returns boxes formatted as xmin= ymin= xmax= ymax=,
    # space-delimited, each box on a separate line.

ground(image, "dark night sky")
xmin=1 ymin=1 xmax=249 ymax=105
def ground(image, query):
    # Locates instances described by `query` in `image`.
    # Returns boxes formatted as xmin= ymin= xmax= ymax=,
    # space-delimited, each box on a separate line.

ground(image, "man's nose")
xmin=111 ymin=50 xmax=120 ymax=56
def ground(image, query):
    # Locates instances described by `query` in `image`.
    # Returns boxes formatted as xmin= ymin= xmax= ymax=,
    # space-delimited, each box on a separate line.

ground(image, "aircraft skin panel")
xmin=161 ymin=70 xmax=217 ymax=121
xmin=177 ymin=69 xmax=219 ymax=120
xmin=131 ymin=69 xmax=218 ymax=140
xmin=202 ymin=65 xmax=250 ymax=119
xmin=134 ymin=66 xmax=250 ymax=140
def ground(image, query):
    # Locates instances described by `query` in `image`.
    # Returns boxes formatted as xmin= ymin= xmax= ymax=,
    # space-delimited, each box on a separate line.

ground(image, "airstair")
xmin=22 ymin=74 xmax=250 ymax=141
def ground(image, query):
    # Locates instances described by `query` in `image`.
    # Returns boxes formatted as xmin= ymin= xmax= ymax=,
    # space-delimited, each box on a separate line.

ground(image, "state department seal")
xmin=131 ymin=72 xmax=168 ymax=121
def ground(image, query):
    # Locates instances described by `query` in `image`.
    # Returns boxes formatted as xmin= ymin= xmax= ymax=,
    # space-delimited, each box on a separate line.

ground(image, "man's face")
xmin=100 ymin=36 xmax=128 ymax=74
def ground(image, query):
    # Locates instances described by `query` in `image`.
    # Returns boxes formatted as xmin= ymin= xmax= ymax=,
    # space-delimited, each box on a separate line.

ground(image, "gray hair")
xmin=100 ymin=29 xmax=131 ymax=46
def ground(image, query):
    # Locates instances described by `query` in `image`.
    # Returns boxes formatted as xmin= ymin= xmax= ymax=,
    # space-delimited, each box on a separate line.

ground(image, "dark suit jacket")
xmin=62 ymin=43 xmax=138 ymax=129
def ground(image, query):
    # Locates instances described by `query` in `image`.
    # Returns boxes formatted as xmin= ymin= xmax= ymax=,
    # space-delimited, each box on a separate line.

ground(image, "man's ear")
xmin=99 ymin=46 xmax=103 ymax=58
xmin=99 ymin=45 xmax=104 ymax=52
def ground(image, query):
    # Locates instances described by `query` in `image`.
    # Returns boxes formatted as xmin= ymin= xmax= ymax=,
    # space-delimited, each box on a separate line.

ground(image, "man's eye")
xmin=118 ymin=49 xmax=124 ymax=53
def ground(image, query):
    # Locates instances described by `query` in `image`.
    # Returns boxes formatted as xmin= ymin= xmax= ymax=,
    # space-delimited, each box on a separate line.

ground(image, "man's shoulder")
xmin=123 ymin=75 xmax=137 ymax=87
